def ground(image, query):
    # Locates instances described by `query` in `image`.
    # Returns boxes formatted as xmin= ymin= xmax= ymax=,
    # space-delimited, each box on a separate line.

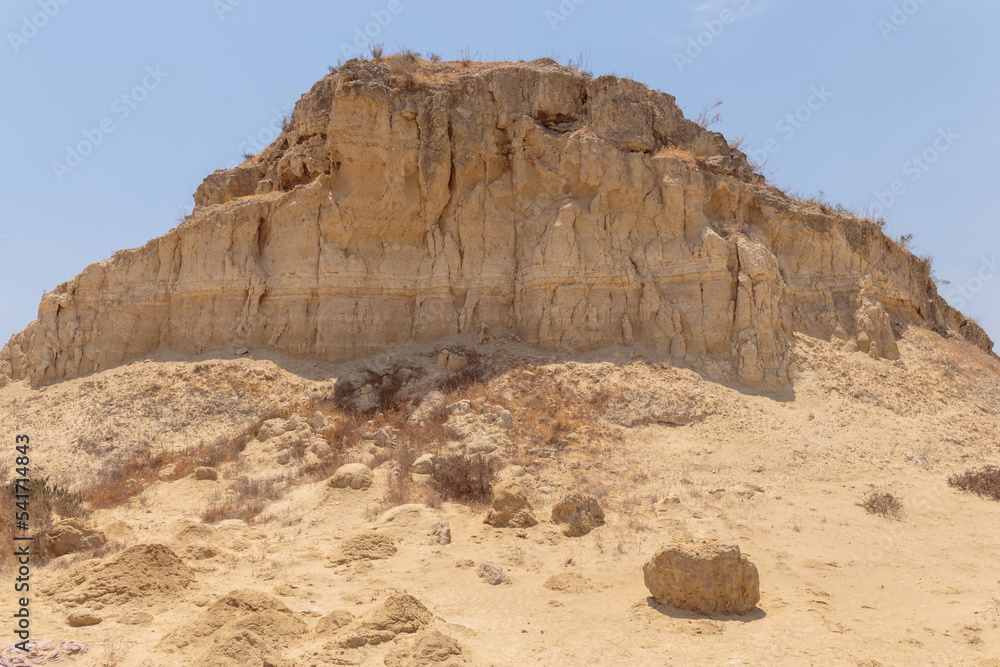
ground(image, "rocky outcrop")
xmin=1 ymin=57 xmax=991 ymax=386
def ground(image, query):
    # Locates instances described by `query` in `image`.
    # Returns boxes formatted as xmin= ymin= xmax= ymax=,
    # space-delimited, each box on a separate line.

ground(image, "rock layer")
xmin=1 ymin=58 xmax=991 ymax=385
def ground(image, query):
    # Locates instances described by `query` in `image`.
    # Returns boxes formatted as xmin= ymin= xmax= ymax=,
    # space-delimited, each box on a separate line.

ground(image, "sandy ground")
xmin=0 ymin=326 xmax=998 ymax=666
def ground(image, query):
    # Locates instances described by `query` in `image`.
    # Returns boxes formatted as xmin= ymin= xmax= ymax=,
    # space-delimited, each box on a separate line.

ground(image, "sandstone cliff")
xmin=1 ymin=57 xmax=991 ymax=386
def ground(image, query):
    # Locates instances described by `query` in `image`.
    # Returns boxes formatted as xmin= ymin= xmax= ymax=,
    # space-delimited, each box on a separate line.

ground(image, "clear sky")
xmin=2 ymin=0 xmax=997 ymax=347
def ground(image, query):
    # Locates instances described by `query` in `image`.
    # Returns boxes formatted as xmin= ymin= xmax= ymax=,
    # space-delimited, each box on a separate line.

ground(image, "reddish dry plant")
xmin=948 ymin=466 xmax=1000 ymax=501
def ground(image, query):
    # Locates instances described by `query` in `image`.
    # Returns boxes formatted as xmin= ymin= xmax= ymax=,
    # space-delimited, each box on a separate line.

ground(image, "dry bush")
xmin=0 ymin=476 xmax=89 ymax=567
xmin=202 ymin=475 xmax=291 ymax=523
xmin=447 ymin=365 xmax=620 ymax=459
xmin=694 ymin=100 xmax=722 ymax=129
xmin=388 ymin=53 xmax=420 ymax=91
xmin=84 ymin=407 xmax=292 ymax=510
xmin=949 ymin=466 xmax=1000 ymax=501
xmin=691 ymin=133 xmax=715 ymax=159
xmin=856 ymin=490 xmax=904 ymax=519
xmin=431 ymin=454 xmax=499 ymax=506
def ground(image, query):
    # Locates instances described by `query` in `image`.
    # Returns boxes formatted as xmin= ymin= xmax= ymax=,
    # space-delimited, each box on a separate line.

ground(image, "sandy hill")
xmin=0 ymin=54 xmax=998 ymax=667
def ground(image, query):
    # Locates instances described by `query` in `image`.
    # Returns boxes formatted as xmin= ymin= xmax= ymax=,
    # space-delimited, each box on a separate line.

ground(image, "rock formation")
xmin=1 ymin=57 xmax=992 ymax=385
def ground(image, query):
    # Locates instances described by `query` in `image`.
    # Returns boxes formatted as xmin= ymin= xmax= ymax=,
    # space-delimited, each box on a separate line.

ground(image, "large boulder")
xmin=550 ymin=493 xmax=605 ymax=536
xmin=483 ymin=479 xmax=537 ymax=528
xmin=328 ymin=463 xmax=373 ymax=490
xmin=643 ymin=540 xmax=760 ymax=616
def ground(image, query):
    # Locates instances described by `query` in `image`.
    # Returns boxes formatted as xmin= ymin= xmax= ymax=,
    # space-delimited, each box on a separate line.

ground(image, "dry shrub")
xmin=84 ymin=407 xmax=291 ymax=510
xmin=856 ymin=490 xmax=904 ymax=519
xmin=949 ymin=466 xmax=1000 ymax=501
xmin=201 ymin=475 xmax=290 ymax=523
xmin=431 ymin=454 xmax=499 ymax=506
xmin=0 ymin=476 xmax=89 ymax=567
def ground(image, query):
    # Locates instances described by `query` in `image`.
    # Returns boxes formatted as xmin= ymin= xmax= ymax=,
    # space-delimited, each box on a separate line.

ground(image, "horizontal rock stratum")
xmin=1 ymin=57 xmax=992 ymax=385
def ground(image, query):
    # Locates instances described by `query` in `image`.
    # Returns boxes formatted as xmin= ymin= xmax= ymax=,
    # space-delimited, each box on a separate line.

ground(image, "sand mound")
xmin=339 ymin=594 xmax=433 ymax=648
xmin=160 ymin=589 xmax=309 ymax=664
xmin=50 ymin=543 xmax=193 ymax=606
xmin=384 ymin=630 xmax=466 ymax=666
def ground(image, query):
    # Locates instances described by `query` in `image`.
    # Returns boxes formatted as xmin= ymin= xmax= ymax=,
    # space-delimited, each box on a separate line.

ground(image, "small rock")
xmin=276 ymin=450 xmax=291 ymax=465
xmin=538 ymin=486 xmax=553 ymax=494
xmin=256 ymin=418 xmax=286 ymax=442
xmin=680 ymin=477 xmax=693 ymax=485
xmin=67 ymin=608 xmax=102 ymax=627
xmin=550 ymin=493 xmax=605 ymax=537
xmin=448 ymin=400 xmax=472 ymax=416
xmin=312 ymin=411 xmax=327 ymax=431
xmin=478 ymin=563 xmax=509 ymax=586
xmin=193 ymin=466 xmax=217 ymax=481
xmin=497 ymin=409 xmax=514 ymax=430
xmin=329 ymin=463 xmax=374 ymax=491
xmin=570 ymin=460 xmax=581 ymax=470
xmin=374 ymin=426 xmax=393 ymax=447
xmin=484 ymin=479 xmax=538 ymax=528
xmin=410 ymin=453 xmax=436 ymax=475
xmin=307 ymin=437 xmax=331 ymax=459
xmin=157 ymin=464 xmax=176 ymax=481
xmin=432 ymin=522 xmax=451 ymax=545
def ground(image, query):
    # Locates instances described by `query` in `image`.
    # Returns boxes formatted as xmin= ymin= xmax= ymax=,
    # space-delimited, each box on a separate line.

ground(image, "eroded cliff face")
xmin=0 ymin=58 xmax=991 ymax=386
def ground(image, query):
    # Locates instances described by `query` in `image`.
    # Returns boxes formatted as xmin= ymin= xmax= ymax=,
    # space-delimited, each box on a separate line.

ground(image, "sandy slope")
xmin=0 ymin=327 xmax=998 ymax=666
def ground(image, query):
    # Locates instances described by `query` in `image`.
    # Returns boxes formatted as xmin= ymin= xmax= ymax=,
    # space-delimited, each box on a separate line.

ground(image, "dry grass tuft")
xmin=84 ymin=407 xmax=292 ymax=510
xmin=431 ymin=454 xmax=499 ymax=507
xmin=201 ymin=475 xmax=291 ymax=523
xmin=949 ymin=466 xmax=1000 ymax=501
xmin=856 ymin=489 xmax=904 ymax=519
xmin=691 ymin=134 xmax=715 ymax=159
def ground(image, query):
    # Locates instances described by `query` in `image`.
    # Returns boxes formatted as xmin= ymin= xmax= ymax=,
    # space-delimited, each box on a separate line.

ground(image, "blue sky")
xmin=2 ymin=0 xmax=997 ymax=346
